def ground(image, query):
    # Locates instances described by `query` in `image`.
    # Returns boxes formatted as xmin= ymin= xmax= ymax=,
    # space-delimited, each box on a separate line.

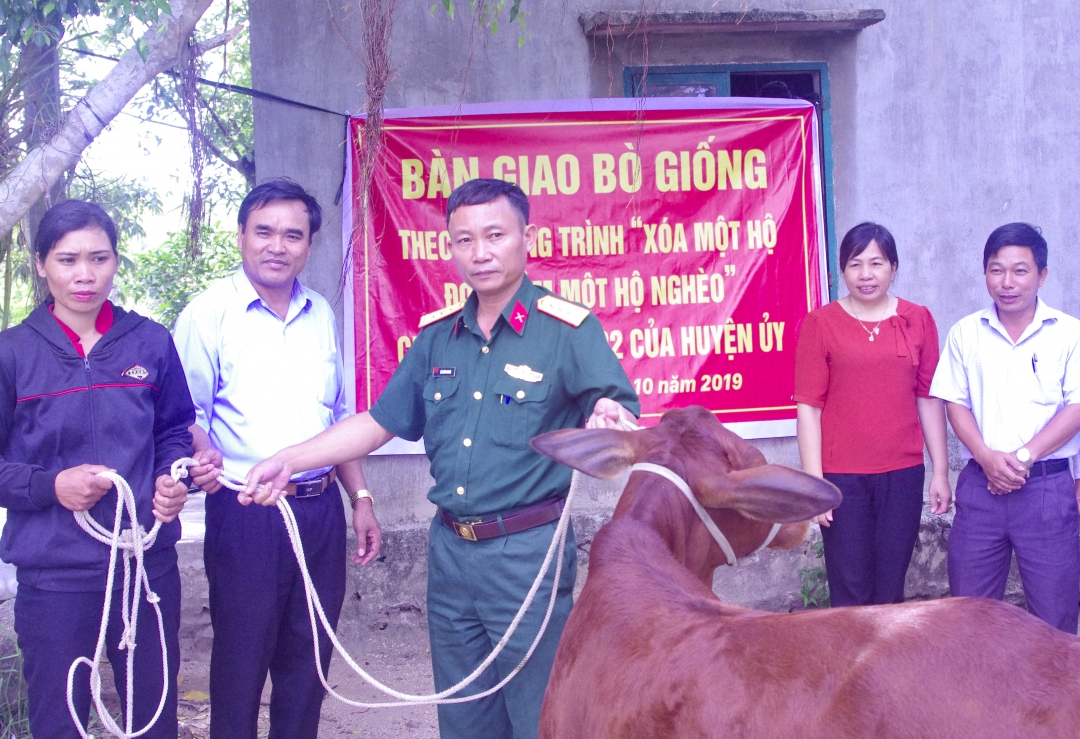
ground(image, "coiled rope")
xmin=66 ymin=459 xmax=192 ymax=739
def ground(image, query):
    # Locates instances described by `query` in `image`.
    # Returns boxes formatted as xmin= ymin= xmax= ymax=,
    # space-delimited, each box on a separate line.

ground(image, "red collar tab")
xmin=508 ymin=301 xmax=528 ymax=334
xmin=48 ymin=301 xmax=115 ymax=358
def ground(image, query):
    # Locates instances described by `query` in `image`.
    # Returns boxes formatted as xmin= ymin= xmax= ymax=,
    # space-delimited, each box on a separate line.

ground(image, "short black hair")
xmin=839 ymin=222 xmax=898 ymax=270
xmin=446 ymin=178 xmax=529 ymax=227
xmin=983 ymin=223 xmax=1047 ymax=272
xmin=238 ymin=178 xmax=322 ymax=236
xmin=34 ymin=200 xmax=118 ymax=262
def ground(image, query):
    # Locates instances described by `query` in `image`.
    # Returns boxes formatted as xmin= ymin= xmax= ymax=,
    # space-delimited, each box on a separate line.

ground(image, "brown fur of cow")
xmin=531 ymin=407 xmax=1080 ymax=739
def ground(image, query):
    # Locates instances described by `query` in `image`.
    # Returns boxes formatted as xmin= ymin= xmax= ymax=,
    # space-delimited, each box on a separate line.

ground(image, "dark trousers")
xmin=949 ymin=460 xmax=1080 ymax=633
xmin=427 ymin=517 xmax=576 ymax=739
xmin=14 ymin=566 xmax=180 ymax=739
xmin=821 ymin=464 xmax=925 ymax=606
xmin=204 ymin=489 xmax=346 ymax=739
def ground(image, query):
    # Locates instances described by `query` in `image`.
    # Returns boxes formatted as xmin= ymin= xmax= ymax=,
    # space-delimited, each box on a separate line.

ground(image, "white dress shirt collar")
xmin=230 ymin=270 xmax=312 ymax=325
xmin=980 ymin=297 xmax=1058 ymax=346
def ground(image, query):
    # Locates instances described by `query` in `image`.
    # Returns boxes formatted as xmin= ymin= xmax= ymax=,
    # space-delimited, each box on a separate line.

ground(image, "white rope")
xmin=162 ymin=414 xmax=643 ymax=709
xmin=66 ymin=460 xmax=191 ymax=739
xmin=178 ymin=459 xmax=575 ymax=708
xmin=628 ymin=462 xmax=783 ymax=566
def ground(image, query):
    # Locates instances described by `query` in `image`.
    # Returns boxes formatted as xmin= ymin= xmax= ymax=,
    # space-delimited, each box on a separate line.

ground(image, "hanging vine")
xmin=178 ymin=36 xmax=207 ymax=259
xmin=332 ymin=0 xmax=398 ymax=287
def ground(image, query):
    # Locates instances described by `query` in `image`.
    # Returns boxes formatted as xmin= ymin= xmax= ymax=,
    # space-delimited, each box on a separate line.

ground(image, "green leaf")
xmin=135 ymin=36 xmax=148 ymax=60
xmin=490 ymin=19 xmax=497 ymax=34
xmin=42 ymin=2 xmax=55 ymax=17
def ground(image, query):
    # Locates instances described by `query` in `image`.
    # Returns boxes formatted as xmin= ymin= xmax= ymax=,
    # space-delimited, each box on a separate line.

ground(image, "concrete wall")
xmin=246 ymin=0 xmax=1075 ymax=615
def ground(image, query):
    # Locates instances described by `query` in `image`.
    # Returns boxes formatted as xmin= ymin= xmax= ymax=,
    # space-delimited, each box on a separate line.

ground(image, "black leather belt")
xmin=438 ymin=498 xmax=564 ymax=542
xmin=970 ymin=458 xmax=1070 ymax=479
xmin=1022 ymin=458 xmax=1071 ymax=478
xmin=288 ymin=470 xmax=337 ymax=499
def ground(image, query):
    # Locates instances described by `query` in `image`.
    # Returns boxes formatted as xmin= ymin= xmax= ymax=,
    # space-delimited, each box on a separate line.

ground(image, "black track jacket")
xmin=0 ymin=301 xmax=194 ymax=591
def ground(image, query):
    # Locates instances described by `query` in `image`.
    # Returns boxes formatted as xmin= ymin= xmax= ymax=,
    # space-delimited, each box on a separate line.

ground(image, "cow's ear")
xmin=696 ymin=465 xmax=841 ymax=523
xmin=530 ymin=428 xmax=639 ymax=479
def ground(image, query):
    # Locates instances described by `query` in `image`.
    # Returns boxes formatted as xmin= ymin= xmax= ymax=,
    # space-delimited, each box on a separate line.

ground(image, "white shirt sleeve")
xmin=929 ymin=322 xmax=971 ymax=407
xmin=172 ymin=302 xmax=219 ymax=433
xmin=1060 ymin=324 xmax=1080 ymax=407
xmin=329 ymin=315 xmax=351 ymax=424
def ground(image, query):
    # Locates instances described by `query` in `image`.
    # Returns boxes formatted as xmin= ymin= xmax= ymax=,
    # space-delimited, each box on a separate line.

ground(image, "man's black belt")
xmin=438 ymin=498 xmax=564 ymax=542
xmin=970 ymin=458 xmax=1070 ymax=479
xmin=288 ymin=470 xmax=337 ymax=499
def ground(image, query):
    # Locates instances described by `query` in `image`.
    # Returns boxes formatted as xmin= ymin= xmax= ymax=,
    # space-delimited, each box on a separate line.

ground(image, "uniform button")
xmin=473 ymin=391 xmax=482 ymax=400
xmin=516 ymin=390 xmax=525 ymax=399
xmin=463 ymin=438 xmax=472 ymax=447
xmin=456 ymin=486 xmax=465 ymax=495
xmin=434 ymin=392 xmax=442 ymax=401
xmin=481 ymin=346 xmax=490 ymax=354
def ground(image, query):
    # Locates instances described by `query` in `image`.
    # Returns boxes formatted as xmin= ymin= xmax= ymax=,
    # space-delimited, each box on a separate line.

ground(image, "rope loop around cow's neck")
xmin=628 ymin=462 xmax=782 ymax=567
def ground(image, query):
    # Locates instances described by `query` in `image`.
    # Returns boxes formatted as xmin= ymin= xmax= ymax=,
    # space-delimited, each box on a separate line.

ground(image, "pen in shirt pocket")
xmin=1032 ymin=354 xmax=1038 ymax=373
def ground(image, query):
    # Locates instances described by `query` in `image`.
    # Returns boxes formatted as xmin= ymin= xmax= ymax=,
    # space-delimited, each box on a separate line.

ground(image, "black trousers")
xmin=821 ymin=464 xmax=925 ymax=606
xmin=204 ymin=489 xmax=346 ymax=739
xmin=15 ymin=566 xmax=181 ymax=739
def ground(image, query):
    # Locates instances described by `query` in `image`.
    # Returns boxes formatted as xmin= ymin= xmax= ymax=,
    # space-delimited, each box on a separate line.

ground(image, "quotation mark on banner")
xmin=630 ymin=216 xmax=644 ymax=228
xmin=724 ymin=264 xmax=737 ymax=276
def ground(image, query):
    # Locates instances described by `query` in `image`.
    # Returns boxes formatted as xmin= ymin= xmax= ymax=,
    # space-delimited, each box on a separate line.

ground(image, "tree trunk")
xmin=21 ymin=33 xmax=63 ymax=304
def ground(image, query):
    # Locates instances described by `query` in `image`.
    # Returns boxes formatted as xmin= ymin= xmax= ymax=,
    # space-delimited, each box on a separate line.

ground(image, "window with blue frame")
xmin=624 ymin=64 xmax=839 ymax=297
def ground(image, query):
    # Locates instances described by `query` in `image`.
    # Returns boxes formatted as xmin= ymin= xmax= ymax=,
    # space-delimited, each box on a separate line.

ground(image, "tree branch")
xmin=0 ymin=0 xmax=241 ymax=235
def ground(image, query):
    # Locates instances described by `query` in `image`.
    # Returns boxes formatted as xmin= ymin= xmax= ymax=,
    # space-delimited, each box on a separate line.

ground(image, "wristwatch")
xmin=1016 ymin=447 xmax=1033 ymax=467
xmin=349 ymin=489 xmax=374 ymax=507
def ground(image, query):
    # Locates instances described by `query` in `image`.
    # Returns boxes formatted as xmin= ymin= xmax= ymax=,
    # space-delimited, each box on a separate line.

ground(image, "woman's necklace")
xmin=847 ymin=296 xmax=887 ymax=341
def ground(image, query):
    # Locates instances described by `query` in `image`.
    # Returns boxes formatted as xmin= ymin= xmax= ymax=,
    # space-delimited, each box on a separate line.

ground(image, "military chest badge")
xmin=504 ymin=364 xmax=543 ymax=383
xmin=432 ymin=367 xmax=456 ymax=378
xmin=122 ymin=364 xmax=149 ymax=381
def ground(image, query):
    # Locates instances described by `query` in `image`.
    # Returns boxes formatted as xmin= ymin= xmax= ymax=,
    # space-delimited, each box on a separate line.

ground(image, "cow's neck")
xmin=612 ymin=480 xmax=727 ymax=587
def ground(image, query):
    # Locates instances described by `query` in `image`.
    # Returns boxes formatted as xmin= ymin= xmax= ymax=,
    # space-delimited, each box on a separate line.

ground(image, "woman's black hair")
xmin=34 ymin=200 xmax=118 ymax=262
xmin=839 ymin=222 xmax=898 ymax=269
xmin=983 ymin=223 xmax=1047 ymax=272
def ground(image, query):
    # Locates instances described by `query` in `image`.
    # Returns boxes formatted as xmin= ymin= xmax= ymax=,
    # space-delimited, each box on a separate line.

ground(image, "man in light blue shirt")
xmin=173 ymin=179 xmax=382 ymax=738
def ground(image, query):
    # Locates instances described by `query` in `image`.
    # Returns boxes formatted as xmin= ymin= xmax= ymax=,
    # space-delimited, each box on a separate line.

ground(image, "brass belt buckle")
xmin=453 ymin=520 xmax=478 ymax=541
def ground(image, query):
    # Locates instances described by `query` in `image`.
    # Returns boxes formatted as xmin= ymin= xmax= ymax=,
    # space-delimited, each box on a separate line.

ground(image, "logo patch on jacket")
xmin=122 ymin=364 xmax=149 ymax=381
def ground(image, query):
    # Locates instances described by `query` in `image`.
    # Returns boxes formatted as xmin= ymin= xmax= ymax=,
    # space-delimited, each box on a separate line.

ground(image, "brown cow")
xmin=532 ymin=406 xmax=1080 ymax=739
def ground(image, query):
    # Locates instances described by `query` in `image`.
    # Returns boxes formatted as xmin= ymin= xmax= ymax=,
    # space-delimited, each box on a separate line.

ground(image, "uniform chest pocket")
xmin=423 ymin=378 xmax=460 ymax=446
xmin=490 ymin=379 xmax=550 ymax=449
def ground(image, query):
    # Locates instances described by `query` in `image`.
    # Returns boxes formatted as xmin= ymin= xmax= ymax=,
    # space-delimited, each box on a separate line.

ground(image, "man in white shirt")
xmin=930 ymin=222 xmax=1080 ymax=632
xmin=173 ymin=179 xmax=382 ymax=737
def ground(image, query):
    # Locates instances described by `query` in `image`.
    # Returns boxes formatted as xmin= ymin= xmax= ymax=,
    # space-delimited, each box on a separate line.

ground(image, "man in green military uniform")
xmin=245 ymin=178 xmax=639 ymax=738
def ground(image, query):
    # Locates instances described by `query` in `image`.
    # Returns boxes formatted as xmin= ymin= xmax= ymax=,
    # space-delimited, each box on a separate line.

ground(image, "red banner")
xmin=347 ymin=99 xmax=826 ymax=436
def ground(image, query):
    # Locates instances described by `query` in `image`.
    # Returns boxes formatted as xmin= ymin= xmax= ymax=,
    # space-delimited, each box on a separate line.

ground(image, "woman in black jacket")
xmin=0 ymin=200 xmax=194 ymax=737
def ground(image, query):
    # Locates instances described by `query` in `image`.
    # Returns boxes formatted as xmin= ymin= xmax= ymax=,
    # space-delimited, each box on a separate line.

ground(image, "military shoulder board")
xmin=536 ymin=295 xmax=589 ymax=327
xmin=418 ymin=302 xmax=465 ymax=330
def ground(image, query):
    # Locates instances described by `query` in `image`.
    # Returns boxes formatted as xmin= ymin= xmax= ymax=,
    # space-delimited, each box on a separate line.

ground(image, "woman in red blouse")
xmin=794 ymin=222 xmax=951 ymax=606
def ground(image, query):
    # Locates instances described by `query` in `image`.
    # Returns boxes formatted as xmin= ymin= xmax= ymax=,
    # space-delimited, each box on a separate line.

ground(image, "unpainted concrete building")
xmin=241 ymin=0 xmax=1075 ymax=622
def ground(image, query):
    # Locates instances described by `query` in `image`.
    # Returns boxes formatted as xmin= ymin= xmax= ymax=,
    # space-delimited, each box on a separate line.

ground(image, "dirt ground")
xmin=89 ymin=627 xmax=441 ymax=738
